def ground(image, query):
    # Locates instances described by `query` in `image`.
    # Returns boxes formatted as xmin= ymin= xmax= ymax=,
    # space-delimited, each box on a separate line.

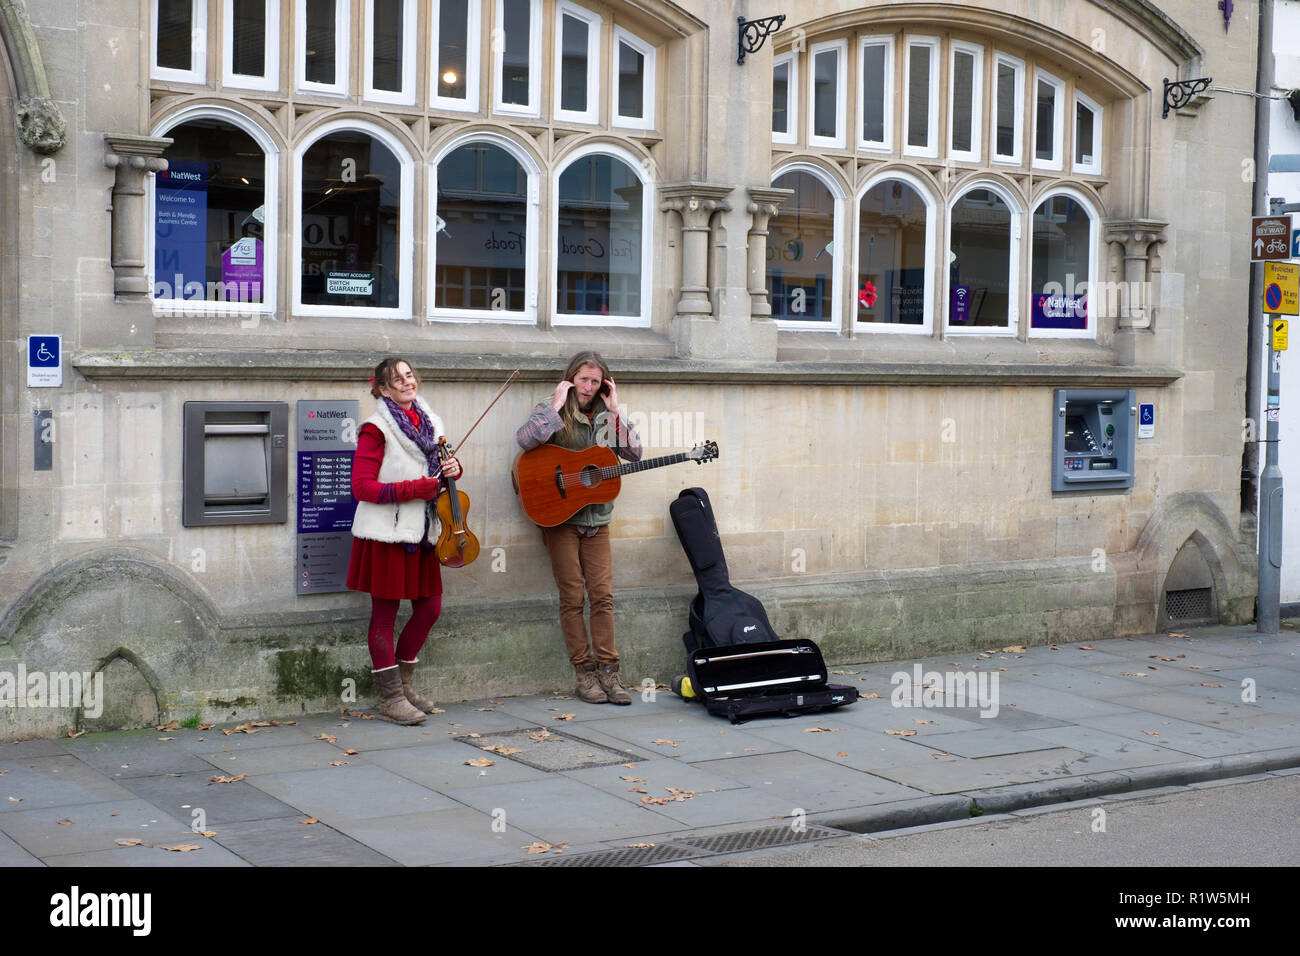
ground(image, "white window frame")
xmin=612 ymin=26 xmax=656 ymax=131
xmin=147 ymin=105 xmax=280 ymax=320
xmin=365 ymin=0 xmax=418 ymax=104
xmin=429 ymin=0 xmax=481 ymax=112
xmin=947 ymin=40 xmax=983 ymax=164
xmin=428 ymin=132 xmax=540 ymax=324
xmin=295 ymin=0 xmax=350 ymax=96
xmin=552 ymin=143 xmax=655 ymax=328
xmin=1027 ymin=186 xmax=1100 ymax=340
xmin=292 ymin=119 xmax=415 ymax=319
xmin=856 ymin=36 xmax=893 ymax=153
xmin=554 ymin=2 xmax=602 ymax=125
xmin=1032 ymin=68 xmax=1065 ymax=171
xmin=771 ymin=49 xmax=798 ymax=145
xmin=769 ymin=161 xmax=845 ymax=334
xmin=152 ymin=0 xmax=208 ymax=84
xmin=493 ymin=0 xmax=542 ymax=118
xmin=944 ymin=181 xmax=1022 ymax=336
xmin=902 ymin=35 xmax=940 ymax=159
xmin=223 ymin=0 xmax=280 ymax=91
xmin=807 ymin=38 xmax=847 ymax=150
xmin=1072 ymin=90 xmax=1103 ymax=175
xmin=853 ymin=170 xmax=937 ymax=335
xmin=991 ymin=52 xmax=1024 ymax=166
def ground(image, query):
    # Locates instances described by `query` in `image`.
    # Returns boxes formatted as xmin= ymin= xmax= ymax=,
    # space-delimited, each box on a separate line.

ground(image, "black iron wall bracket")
xmin=1162 ymin=76 xmax=1212 ymax=117
xmin=737 ymin=14 xmax=786 ymax=65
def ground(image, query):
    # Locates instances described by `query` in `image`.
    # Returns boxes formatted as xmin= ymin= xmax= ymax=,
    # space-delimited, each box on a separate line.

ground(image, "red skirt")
xmin=346 ymin=537 xmax=443 ymax=600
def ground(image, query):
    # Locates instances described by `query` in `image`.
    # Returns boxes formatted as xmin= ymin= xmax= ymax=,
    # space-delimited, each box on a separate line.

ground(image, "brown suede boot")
xmin=596 ymin=665 xmax=632 ymax=705
xmin=575 ymin=662 xmax=608 ymax=704
xmin=397 ymin=659 xmax=439 ymax=714
xmin=373 ymin=666 xmax=425 ymax=725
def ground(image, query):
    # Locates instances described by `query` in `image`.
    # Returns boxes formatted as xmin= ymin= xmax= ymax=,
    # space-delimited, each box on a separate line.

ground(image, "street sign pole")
xmin=1260 ymin=316 xmax=1284 ymax=633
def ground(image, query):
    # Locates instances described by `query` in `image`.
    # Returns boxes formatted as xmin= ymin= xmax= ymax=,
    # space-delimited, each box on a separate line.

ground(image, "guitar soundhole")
xmin=580 ymin=464 xmax=602 ymax=488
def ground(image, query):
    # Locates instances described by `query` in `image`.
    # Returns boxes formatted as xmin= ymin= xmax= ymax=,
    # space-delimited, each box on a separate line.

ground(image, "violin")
xmin=434 ymin=436 xmax=480 ymax=567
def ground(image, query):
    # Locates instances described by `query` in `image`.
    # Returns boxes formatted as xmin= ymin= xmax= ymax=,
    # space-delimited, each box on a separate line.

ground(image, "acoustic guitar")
xmin=512 ymin=441 xmax=719 ymax=527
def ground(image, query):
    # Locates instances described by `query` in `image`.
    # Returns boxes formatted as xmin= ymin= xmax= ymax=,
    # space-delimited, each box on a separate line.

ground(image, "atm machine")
xmin=1051 ymin=389 xmax=1136 ymax=492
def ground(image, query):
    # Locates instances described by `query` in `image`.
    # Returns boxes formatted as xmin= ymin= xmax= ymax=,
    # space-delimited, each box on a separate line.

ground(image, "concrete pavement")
xmin=2 ymin=623 xmax=1298 ymax=866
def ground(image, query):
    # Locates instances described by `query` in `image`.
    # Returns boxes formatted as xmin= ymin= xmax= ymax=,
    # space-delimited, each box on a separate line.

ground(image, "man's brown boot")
xmin=597 ymin=665 xmax=632 ymax=705
xmin=397 ymin=659 xmax=440 ymax=714
xmin=373 ymin=666 xmax=426 ymax=725
xmin=575 ymin=662 xmax=607 ymax=704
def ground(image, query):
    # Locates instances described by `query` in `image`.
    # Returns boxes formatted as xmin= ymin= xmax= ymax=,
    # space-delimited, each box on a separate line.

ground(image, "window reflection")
xmin=767 ymin=171 xmax=835 ymax=323
xmin=556 ymin=155 xmax=642 ymax=316
xmin=858 ymin=180 xmax=927 ymax=325
xmin=949 ymin=188 xmax=1011 ymax=327
xmin=435 ymin=143 xmax=527 ymax=312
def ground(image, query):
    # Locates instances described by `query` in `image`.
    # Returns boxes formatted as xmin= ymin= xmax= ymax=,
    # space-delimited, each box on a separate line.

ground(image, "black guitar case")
xmin=668 ymin=487 xmax=859 ymax=723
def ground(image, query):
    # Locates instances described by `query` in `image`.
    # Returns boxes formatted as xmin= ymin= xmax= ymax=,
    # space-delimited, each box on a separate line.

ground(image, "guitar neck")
xmin=599 ymin=452 xmax=689 ymax=480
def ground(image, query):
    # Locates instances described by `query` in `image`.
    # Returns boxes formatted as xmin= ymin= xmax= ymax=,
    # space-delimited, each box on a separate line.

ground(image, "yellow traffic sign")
xmin=1264 ymin=262 xmax=1299 ymax=316
xmin=1274 ymin=319 xmax=1289 ymax=351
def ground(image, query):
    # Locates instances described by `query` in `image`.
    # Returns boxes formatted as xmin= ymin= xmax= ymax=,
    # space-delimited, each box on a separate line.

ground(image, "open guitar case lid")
xmin=669 ymin=487 xmax=858 ymax=723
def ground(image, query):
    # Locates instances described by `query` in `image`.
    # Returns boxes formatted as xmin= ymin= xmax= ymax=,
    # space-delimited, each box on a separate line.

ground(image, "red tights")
xmin=367 ymin=595 xmax=443 ymax=670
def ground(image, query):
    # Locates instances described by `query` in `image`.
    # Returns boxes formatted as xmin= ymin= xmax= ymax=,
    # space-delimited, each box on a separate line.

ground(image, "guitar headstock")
xmin=688 ymin=440 xmax=719 ymax=464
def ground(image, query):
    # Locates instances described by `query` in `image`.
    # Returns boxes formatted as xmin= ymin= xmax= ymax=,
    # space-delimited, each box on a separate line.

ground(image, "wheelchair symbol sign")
xmin=27 ymin=335 xmax=62 ymax=387
xmin=1138 ymin=403 xmax=1155 ymax=438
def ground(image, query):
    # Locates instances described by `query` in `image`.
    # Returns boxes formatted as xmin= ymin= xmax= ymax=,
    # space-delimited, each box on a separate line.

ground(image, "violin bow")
xmin=450 ymin=369 xmax=522 ymax=455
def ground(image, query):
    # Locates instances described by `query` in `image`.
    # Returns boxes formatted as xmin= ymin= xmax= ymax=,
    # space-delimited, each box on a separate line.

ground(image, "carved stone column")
xmin=746 ymin=186 xmax=793 ymax=319
xmin=660 ymin=183 xmax=732 ymax=318
xmin=1104 ymin=218 xmax=1168 ymax=329
xmin=104 ymin=134 xmax=172 ymax=299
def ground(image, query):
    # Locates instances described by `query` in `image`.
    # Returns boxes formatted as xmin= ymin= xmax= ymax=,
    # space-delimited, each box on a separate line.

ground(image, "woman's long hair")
xmin=557 ymin=350 xmax=611 ymax=446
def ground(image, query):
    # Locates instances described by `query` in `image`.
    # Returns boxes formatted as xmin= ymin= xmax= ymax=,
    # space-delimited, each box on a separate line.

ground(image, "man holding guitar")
xmin=516 ymin=352 xmax=641 ymax=705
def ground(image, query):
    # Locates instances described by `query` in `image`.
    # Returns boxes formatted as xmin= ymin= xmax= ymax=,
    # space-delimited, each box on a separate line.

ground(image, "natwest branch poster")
xmin=154 ymin=160 xmax=208 ymax=298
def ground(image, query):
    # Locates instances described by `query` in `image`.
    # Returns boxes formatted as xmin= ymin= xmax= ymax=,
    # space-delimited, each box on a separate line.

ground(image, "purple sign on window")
xmin=220 ymin=237 xmax=263 ymax=304
xmin=1032 ymin=291 xmax=1088 ymax=330
xmin=154 ymin=160 xmax=208 ymax=299
xmin=951 ymin=285 xmax=972 ymax=323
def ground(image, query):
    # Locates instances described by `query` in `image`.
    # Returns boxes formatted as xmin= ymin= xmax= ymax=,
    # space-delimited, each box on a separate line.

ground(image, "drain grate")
xmin=1166 ymin=587 xmax=1213 ymax=622
xmin=674 ymin=824 xmax=847 ymax=855
xmin=455 ymin=727 xmax=641 ymax=772
xmin=524 ymin=843 xmax=699 ymax=867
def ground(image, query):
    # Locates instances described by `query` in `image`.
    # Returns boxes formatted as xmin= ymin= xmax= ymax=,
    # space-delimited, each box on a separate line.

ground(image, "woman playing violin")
xmin=348 ymin=357 xmax=462 ymax=724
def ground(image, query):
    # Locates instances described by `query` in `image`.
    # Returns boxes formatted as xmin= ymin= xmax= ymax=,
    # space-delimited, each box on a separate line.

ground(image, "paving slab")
xmin=42 ymin=842 xmax=250 ymax=867
xmin=908 ymin=728 xmax=1064 ymax=759
xmin=1015 ymin=724 xmax=1194 ymax=765
xmin=689 ymin=751 xmax=925 ymax=811
xmin=868 ymin=747 xmax=1102 ymax=794
xmin=0 ymin=755 xmax=138 ymax=812
xmin=175 ymin=724 xmax=320 ymax=754
xmin=730 ymin=722 xmax=941 ymax=770
xmin=0 ymin=828 xmax=43 ymax=866
xmin=574 ymin=712 xmax=789 ymax=761
xmin=250 ymin=764 xmax=460 ymax=819
xmin=0 ymin=798 xmax=196 ymax=859
xmin=117 ymin=769 xmax=305 ymax=826
xmin=1072 ymin=712 xmax=1254 ymax=758
xmin=196 ymin=741 xmax=362 ymax=776
xmin=319 ymin=806 xmax=547 ymax=866
xmin=362 ymin=740 xmax=554 ymax=789
xmin=208 ymin=815 xmax=400 ymax=866
xmin=60 ymin=737 xmax=217 ymax=779
xmin=294 ymin=714 xmax=470 ymax=751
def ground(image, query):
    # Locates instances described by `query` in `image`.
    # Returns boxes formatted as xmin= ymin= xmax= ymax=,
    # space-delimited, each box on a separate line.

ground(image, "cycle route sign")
xmin=1252 ymin=215 xmax=1292 ymax=261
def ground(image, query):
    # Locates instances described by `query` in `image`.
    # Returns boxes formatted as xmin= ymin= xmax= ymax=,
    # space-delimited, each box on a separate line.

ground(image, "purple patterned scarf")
xmin=382 ymin=396 xmax=441 ymax=552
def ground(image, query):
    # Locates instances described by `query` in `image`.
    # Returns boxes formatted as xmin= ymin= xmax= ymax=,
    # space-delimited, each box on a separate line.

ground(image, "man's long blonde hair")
xmin=557 ymin=350 xmax=611 ymax=446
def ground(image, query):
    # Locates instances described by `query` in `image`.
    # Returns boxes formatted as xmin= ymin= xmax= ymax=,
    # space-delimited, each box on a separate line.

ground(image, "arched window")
xmin=431 ymin=137 xmax=537 ymax=321
xmin=948 ymin=185 xmax=1019 ymax=332
xmin=295 ymin=124 xmax=413 ymax=316
xmin=856 ymin=175 xmax=933 ymax=331
xmin=553 ymin=149 xmax=649 ymax=325
xmin=767 ymin=168 xmax=840 ymax=328
xmin=152 ymin=113 xmax=276 ymax=313
xmin=1030 ymin=192 xmax=1097 ymax=336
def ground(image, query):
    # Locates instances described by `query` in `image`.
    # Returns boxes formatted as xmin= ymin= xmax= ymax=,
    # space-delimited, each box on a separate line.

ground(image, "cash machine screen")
xmin=1063 ymin=415 xmax=1098 ymax=454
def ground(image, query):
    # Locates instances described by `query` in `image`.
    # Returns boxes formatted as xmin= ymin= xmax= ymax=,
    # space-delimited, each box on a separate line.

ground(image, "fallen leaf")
xmin=1189 ymin=665 xmax=1204 ymax=670
xmin=8 ymin=797 xmax=22 ymax=803
xmin=652 ymin=738 xmax=679 ymax=746
xmin=884 ymin=729 xmax=917 ymax=736
xmin=625 ymin=843 xmax=655 ymax=849
xmin=1168 ymin=632 xmax=1190 ymax=638
xmin=482 ymin=745 xmax=522 ymax=756
xmin=66 ymin=730 xmax=85 ymax=738
xmin=861 ymin=692 xmax=882 ymax=699
xmin=57 ymin=819 xmax=74 ymax=825
xmin=836 ymin=750 xmax=848 ymax=757
xmin=1147 ymin=666 xmax=1158 ymax=671
xmin=157 ymin=737 xmax=174 ymax=741
xmin=621 ymin=762 xmax=638 ymax=769
xmin=344 ymin=748 xmax=358 ymax=756
xmin=466 ymin=732 xmax=481 ymax=738
xmin=269 ymin=721 xmax=298 ymax=726
xmin=529 ymin=730 xmax=556 ymax=742
xmin=196 ymin=723 xmax=213 ymax=731
xmin=316 ymin=733 xmax=338 ymax=743
xmin=1150 ymin=656 xmax=1176 ymax=662
xmin=1078 ymin=644 xmax=1095 ymax=650
xmin=1143 ymin=731 xmax=1160 ymax=737
xmin=207 ymin=774 xmax=247 ymax=784
xmin=803 ymin=727 xmax=835 ymax=733
xmin=641 ymin=795 xmax=671 ymax=805
xmin=156 ymin=720 xmax=181 ymax=731
xmin=328 ymin=761 xmax=348 ymax=767
xmin=1200 ymin=683 xmax=1223 ymax=688
xmin=1002 ymin=645 xmax=1027 ymax=653
xmin=628 ymin=786 xmax=648 ymax=794
xmin=620 ymin=775 xmax=645 ymax=783
xmin=913 ymin=719 xmax=934 ymax=725
xmin=523 ymin=842 xmax=553 ymax=854
xmin=166 ymin=773 xmax=182 ymax=777
xmin=1120 ymin=672 xmax=1149 ymax=678
xmin=115 ymin=839 xmax=148 ymax=847
xmin=161 ymin=844 xmax=202 ymax=852
xmin=554 ymin=714 xmax=576 ymax=721
xmin=474 ymin=708 xmax=495 ymax=712
xmin=665 ymin=787 xmax=695 ymax=801
xmin=465 ymin=758 xmax=494 ymax=767
xmin=931 ymin=750 xmax=950 ymax=757
xmin=300 ymin=818 xmax=319 ymax=825
xmin=197 ymin=830 xmax=217 ymax=838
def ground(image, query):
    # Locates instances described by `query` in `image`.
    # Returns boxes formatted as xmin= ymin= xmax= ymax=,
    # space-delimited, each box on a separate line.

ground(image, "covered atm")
xmin=1051 ymin=389 xmax=1136 ymax=492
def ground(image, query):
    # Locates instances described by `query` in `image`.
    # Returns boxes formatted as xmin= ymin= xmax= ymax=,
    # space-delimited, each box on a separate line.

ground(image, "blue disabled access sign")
xmin=27 ymin=335 xmax=61 ymax=387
